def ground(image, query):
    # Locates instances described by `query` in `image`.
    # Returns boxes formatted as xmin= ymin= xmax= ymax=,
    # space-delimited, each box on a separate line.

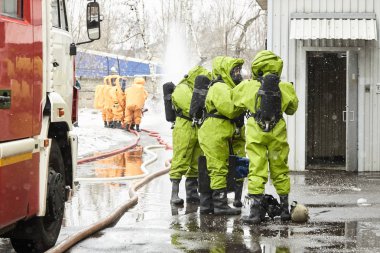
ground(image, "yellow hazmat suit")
xmin=124 ymin=77 xmax=148 ymax=129
xmin=109 ymin=75 xmax=125 ymax=125
xmin=169 ymin=66 xmax=211 ymax=205
xmin=233 ymin=50 xmax=298 ymax=223
xmin=102 ymin=76 xmax=114 ymax=125
xmin=197 ymin=56 xmax=245 ymax=215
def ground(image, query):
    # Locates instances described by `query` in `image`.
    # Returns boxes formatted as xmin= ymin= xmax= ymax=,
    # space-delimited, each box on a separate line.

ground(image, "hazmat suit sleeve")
xmin=231 ymin=80 xmax=260 ymax=113
xmin=280 ymin=82 xmax=298 ymax=115
xmin=207 ymin=83 xmax=244 ymax=119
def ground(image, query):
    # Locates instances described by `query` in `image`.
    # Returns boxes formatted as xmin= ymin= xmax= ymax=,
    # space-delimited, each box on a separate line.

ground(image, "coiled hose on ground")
xmin=46 ymin=129 xmax=171 ymax=253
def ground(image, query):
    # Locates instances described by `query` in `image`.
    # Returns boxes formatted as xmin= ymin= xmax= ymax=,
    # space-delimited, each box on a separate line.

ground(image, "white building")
xmin=257 ymin=0 xmax=380 ymax=172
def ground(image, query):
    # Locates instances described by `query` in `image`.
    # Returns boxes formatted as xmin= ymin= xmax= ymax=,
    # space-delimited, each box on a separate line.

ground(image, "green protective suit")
xmin=169 ymin=66 xmax=211 ymax=180
xmin=198 ymin=56 xmax=245 ymax=190
xmin=232 ymin=50 xmax=299 ymax=195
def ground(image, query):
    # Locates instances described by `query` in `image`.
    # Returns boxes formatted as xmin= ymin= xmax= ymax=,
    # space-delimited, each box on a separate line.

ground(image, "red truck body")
xmin=0 ymin=0 xmax=43 ymax=228
xmin=0 ymin=0 xmax=102 ymax=251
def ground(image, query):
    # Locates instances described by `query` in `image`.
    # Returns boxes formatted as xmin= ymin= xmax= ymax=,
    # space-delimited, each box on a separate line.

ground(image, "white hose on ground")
xmin=46 ymin=145 xmax=171 ymax=253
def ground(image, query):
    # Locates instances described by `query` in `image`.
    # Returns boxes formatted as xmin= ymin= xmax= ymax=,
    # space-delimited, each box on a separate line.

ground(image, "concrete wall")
xmin=268 ymin=0 xmax=380 ymax=171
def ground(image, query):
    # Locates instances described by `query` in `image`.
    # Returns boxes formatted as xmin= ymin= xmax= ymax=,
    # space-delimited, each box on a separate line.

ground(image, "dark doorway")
xmin=306 ymin=52 xmax=346 ymax=168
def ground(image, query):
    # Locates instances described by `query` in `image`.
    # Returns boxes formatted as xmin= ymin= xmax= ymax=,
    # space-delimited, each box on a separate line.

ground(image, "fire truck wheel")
xmin=10 ymin=140 xmax=66 ymax=253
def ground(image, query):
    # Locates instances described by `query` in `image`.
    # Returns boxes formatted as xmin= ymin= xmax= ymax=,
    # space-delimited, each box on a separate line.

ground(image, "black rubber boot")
xmin=242 ymin=194 xmax=266 ymax=224
xmin=115 ymin=121 xmax=122 ymax=129
xmin=212 ymin=188 xmax=241 ymax=215
xmin=109 ymin=121 xmax=115 ymax=128
xmin=170 ymin=179 xmax=184 ymax=205
xmin=104 ymin=121 xmax=108 ymax=128
xmin=136 ymin=124 xmax=141 ymax=132
xmin=280 ymin=195 xmax=291 ymax=221
xmin=200 ymin=191 xmax=213 ymax=214
xmin=130 ymin=124 xmax=135 ymax=130
xmin=185 ymin=178 xmax=200 ymax=203
xmin=125 ymin=124 xmax=130 ymax=132
xmin=233 ymin=181 xmax=243 ymax=208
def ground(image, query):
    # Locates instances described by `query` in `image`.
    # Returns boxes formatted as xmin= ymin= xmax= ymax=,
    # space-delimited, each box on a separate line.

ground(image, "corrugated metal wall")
xmin=268 ymin=0 xmax=380 ymax=171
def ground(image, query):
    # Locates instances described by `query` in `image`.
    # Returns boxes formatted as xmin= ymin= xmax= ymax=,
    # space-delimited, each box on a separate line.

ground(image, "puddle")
xmin=62 ymin=145 xmax=146 ymax=227
xmin=76 ymin=145 xmax=144 ymax=178
xmin=168 ymin=212 xmax=380 ymax=252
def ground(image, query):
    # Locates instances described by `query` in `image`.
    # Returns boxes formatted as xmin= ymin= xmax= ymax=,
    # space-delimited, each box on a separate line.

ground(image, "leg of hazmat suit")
xmin=125 ymin=105 xmax=135 ymax=125
xmin=112 ymin=104 xmax=124 ymax=122
xmin=186 ymin=140 xmax=202 ymax=178
xmin=170 ymin=118 xmax=201 ymax=205
xmin=246 ymin=120 xmax=290 ymax=195
xmin=169 ymin=118 xmax=200 ymax=179
xmin=133 ymin=107 xmax=143 ymax=125
xmin=105 ymin=108 xmax=113 ymax=124
xmin=198 ymin=119 xmax=234 ymax=190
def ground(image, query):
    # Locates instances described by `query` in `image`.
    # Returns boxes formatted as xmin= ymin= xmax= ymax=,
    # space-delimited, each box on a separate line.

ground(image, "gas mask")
xmin=230 ymin=65 xmax=243 ymax=85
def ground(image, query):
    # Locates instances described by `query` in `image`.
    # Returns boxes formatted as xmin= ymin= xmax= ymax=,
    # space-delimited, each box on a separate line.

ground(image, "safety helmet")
xmin=134 ymin=77 xmax=145 ymax=85
xmin=290 ymin=201 xmax=309 ymax=223
xmin=110 ymin=67 xmax=118 ymax=75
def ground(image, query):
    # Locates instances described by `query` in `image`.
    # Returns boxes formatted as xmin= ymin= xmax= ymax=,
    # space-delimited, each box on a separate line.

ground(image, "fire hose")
xmin=46 ymin=129 xmax=171 ymax=253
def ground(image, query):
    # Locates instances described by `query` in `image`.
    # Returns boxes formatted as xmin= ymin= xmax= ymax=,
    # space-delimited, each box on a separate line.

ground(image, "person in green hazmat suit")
xmin=232 ymin=50 xmax=298 ymax=224
xmin=169 ymin=66 xmax=212 ymax=205
xmin=198 ymin=56 xmax=245 ymax=215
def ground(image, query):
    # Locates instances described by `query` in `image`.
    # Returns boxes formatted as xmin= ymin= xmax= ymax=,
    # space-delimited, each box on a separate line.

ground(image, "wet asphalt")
xmin=1 ymin=111 xmax=380 ymax=252
xmin=61 ymin=131 xmax=380 ymax=252
xmin=62 ymin=128 xmax=380 ymax=253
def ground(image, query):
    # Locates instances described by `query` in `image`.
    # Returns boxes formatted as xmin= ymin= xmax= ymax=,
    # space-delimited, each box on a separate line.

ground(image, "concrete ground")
xmin=62 ymin=163 xmax=380 ymax=253
xmin=1 ymin=106 xmax=380 ymax=253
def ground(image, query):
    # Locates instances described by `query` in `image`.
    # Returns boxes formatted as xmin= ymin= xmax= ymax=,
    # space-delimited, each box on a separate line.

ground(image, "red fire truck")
xmin=0 ymin=0 xmax=101 ymax=252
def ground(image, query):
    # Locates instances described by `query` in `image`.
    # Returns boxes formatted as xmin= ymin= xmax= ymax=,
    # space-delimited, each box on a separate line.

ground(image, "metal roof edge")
xmin=290 ymin=12 xmax=376 ymax=20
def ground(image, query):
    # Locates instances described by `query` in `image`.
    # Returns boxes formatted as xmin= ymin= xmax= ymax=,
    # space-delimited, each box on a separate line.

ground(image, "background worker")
xmin=232 ymin=50 xmax=299 ymax=224
xmin=124 ymin=77 xmax=148 ymax=132
xmin=198 ymin=56 xmax=245 ymax=215
xmin=93 ymin=78 xmax=107 ymax=127
xmin=169 ymin=66 xmax=211 ymax=205
xmin=102 ymin=75 xmax=115 ymax=128
xmin=109 ymin=68 xmax=125 ymax=129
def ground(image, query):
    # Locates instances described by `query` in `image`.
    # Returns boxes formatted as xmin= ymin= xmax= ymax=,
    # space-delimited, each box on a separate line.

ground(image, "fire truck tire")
xmin=10 ymin=140 xmax=66 ymax=253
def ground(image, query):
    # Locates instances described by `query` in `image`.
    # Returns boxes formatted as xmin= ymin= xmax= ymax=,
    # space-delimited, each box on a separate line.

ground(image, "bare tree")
xmin=128 ymin=0 xmax=159 ymax=98
xmin=67 ymin=0 xmax=267 ymax=75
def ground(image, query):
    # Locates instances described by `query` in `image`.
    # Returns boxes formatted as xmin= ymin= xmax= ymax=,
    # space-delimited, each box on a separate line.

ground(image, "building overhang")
xmin=290 ymin=13 xmax=377 ymax=40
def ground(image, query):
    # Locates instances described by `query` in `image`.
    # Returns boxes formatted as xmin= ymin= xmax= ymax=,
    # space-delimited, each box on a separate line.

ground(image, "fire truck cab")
xmin=0 ymin=0 xmax=101 ymax=252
